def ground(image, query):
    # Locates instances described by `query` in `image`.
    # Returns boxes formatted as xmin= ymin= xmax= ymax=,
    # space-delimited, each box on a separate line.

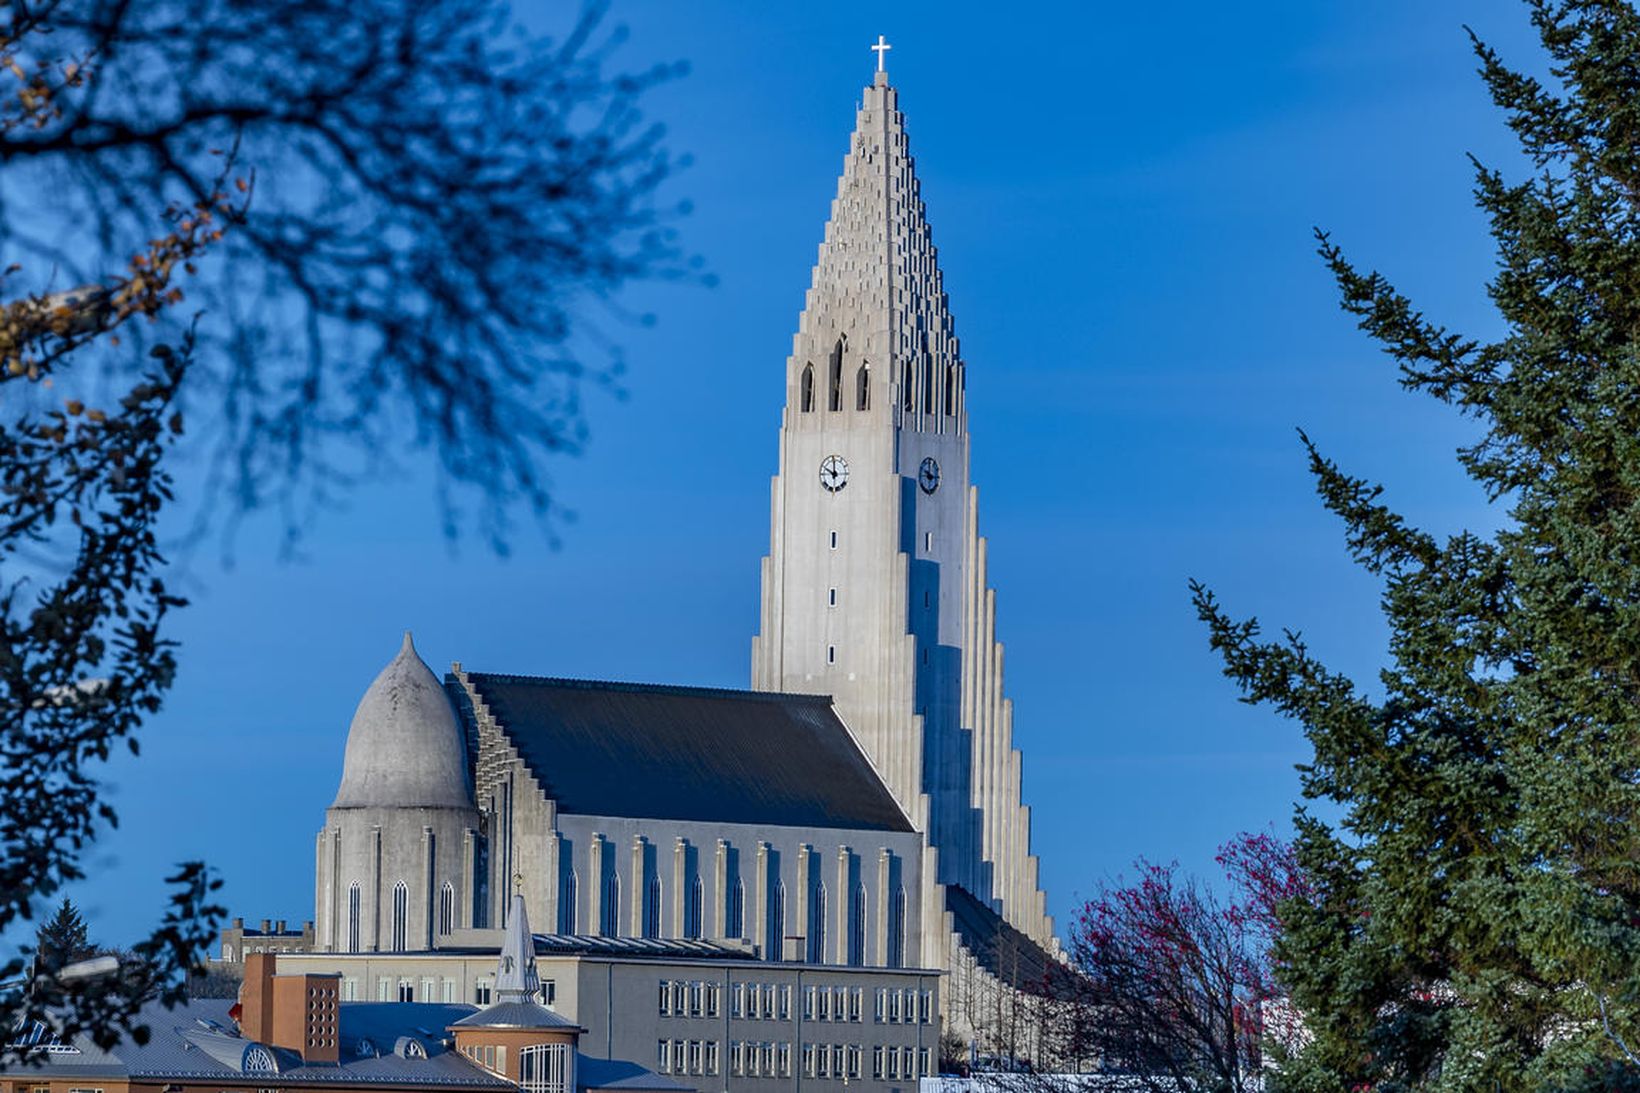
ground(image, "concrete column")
xmin=545 ymin=830 xmax=561 ymax=934
xmin=630 ymin=835 xmax=647 ymax=937
xmin=835 ymin=845 xmax=850 ymax=965
xmin=876 ymin=848 xmax=891 ymax=967
xmin=755 ymin=841 xmax=770 ymax=958
xmin=589 ymin=834 xmax=606 ymax=936
xmin=796 ymin=844 xmax=812 ymax=960
xmin=421 ymin=826 xmax=435 ymax=949
xmin=673 ymin=837 xmax=687 ymax=937
xmin=461 ymin=829 xmax=476 ymax=931
xmin=714 ymin=839 xmax=729 ymax=939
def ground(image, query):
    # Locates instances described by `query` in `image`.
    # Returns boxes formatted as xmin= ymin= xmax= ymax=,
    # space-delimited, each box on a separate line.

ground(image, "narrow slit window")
xmin=801 ymin=364 xmax=815 ymax=413
xmin=829 ymin=588 xmax=837 ymax=607
xmin=827 ymin=645 xmax=836 ymax=664
xmin=902 ymin=361 xmax=914 ymax=411
xmin=828 ymin=340 xmax=844 ymax=411
xmin=829 ymin=530 xmax=838 ymax=550
xmin=856 ymin=363 xmax=870 ymax=410
xmin=924 ymin=531 xmax=933 ymax=552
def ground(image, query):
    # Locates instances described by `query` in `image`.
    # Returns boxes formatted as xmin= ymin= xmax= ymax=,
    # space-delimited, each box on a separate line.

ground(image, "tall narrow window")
xmin=645 ymin=876 xmax=662 ymax=938
xmin=729 ymin=878 xmax=745 ymax=939
xmin=828 ymin=588 xmax=837 ymax=607
xmin=921 ymin=355 xmax=934 ymax=414
xmin=889 ymin=887 xmax=907 ymax=968
xmin=902 ymin=360 xmax=915 ymax=411
xmin=561 ymin=871 xmax=578 ymax=934
xmin=829 ymin=530 xmax=837 ymax=549
xmin=828 ymin=340 xmax=844 ymax=411
xmin=347 ymin=883 xmax=361 ymax=953
xmin=856 ymin=363 xmax=870 ymax=411
xmin=390 ymin=881 xmax=408 ymax=951
xmin=439 ymin=882 xmax=455 ymax=935
xmin=772 ymin=881 xmax=787 ymax=952
xmin=800 ymin=364 xmax=815 ymax=412
xmin=827 ymin=645 xmax=836 ymax=665
xmin=944 ymin=362 xmax=955 ymax=415
xmin=603 ymin=875 xmax=620 ymax=937
xmin=687 ymin=876 xmax=704 ymax=939
xmin=850 ymin=884 xmax=867 ymax=966
xmin=808 ymin=883 xmax=827 ymax=963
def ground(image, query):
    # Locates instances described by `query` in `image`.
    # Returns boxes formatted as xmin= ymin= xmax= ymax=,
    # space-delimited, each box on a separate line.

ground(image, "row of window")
xmin=874 ymin=987 xmax=935 ymax=1024
xmin=343 ymin=880 xmax=458 ymax=954
xmin=731 ymin=982 xmax=793 ymax=1021
xmin=731 ymin=1040 xmax=791 ymax=1078
xmin=874 ymin=1045 xmax=934 ymax=1081
xmin=658 ymin=979 xmax=722 ymax=1018
xmin=657 ymin=1038 xmax=720 ymax=1076
xmin=797 ymin=338 xmax=960 ymax=417
xmin=803 ymin=985 xmax=864 ymax=1023
xmin=338 ymin=975 xmax=550 ymax=1008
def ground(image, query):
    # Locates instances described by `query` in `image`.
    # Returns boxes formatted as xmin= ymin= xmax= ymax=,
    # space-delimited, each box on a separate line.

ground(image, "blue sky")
xmin=45 ymin=1 xmax=1545 ymax=949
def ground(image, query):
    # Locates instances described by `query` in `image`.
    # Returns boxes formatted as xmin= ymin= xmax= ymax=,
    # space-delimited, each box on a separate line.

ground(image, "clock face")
xmin=819 ymin=454 xmax=850 ymax=493
xmin=918 ymin=456 xmax=941 ymax=494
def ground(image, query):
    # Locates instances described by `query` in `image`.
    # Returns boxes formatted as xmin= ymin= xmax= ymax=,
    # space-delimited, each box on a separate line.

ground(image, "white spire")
xmin=494 ymin=893 xmax=541 ymax=1004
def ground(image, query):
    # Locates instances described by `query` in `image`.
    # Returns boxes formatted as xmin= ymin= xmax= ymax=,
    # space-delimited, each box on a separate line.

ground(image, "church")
xmin=312 ymin=47 xmax=1059 ymax=1032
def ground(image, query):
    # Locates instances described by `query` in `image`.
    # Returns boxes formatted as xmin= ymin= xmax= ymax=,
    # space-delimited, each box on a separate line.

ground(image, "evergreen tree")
xmin=34 ymin=898 xmax=90 ymax=976
xmin=1193 ymin=2 xmax=1640 ymax=1088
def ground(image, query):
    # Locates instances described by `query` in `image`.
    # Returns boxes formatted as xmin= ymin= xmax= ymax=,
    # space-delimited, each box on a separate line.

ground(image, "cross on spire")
xmin=871 ymin=35 xmax=891 ymax=73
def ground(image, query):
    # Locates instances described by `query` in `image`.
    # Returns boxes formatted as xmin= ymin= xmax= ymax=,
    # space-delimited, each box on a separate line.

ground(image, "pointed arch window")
xmin=347 ymin=883 xmax=362 ymax=953
xmin=645 ymin=876 xmax=663 ymax=938
xmin=772 ymin=881 xmax=787 ymax=953
xmin=438 ymin=882 xmax=455 ymax=936
xmin=944 ymin=362 xmax=955 ymax=416
xmin=901 ymin=360 xmax=914 ymax=411
xmin=561 ymin=871 xmax=578 ymax=934
xmin=921 ymin=355 xmax=935 ymax=415
xmin=808 ymin=883 xmax=827 ymax=963
xmin=729 ymin=877 xmax=746 ymax=939
xmin=602 ymin=875 xmax=620 ymax=937
xmin=849 ymin=884 xmax=867 ymax=966
xmin=686 ymin=875 xmax=704 ymax=939
xmin=828 ymin=340 xmax=844 ymax=411
xmin=801 ymin=364 xmax=815 ymax=413
xmin=856 ymin=363 xmax=870 ymax=411
xmin=390 ymin=881 xmax=408 ymax=951
xmin=888 ymin=887 xmax=907 ymax=969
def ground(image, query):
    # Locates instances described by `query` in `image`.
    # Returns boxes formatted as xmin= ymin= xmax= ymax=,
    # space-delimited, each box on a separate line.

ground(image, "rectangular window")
xmin=707 ymin=983 xmax=720 ymax=1017
xmin=921 ymin=1047 xmax=933 ymax=1076
xmin=829 ymin=530 xmax=838 ymax=549
xmin=803 ymin=1044 xmax=818 ymax=1078
xmin=921 ymin=988 xmax=934 ymax=1023
xmin=377 ymin=977 xmax=392 ymax=1002
xmin=924 ymin=531 xmax=933 ymax=551
xmin=874 ymin=988 xmax=885 ymax=1023
xmin=762 ymin=1042 xmax=776 ymax=1076
xmin=828 ymin=587 xmax=837 ymax=607
xmin=497 ymin=1046 xmax=507 ymax=1076
xmin=732 ymin=982 xmax=746 ymax=1018
xmin=778 ymin=1042 xmax=792 ymax=1077
xmin=659 ymin=980 xmax=672 ymax=1016
xmin=873 ymin=1045 xmax=885 ymax=1079
xmin=658 ymin=1041 xmax=671 ymax=1074
xmin=848 ymin=1045 xmax=862 ymax=1079
xmin=441 ymin=978 xmax=455 ymax=1003
xmin=475 ymin=978 xmax=493 ymax=1005
xmin=804 ymin=984 xmax=817 ymax=1020
xmin=889 ymin=988 xmax=901 ymax=1023
xmin=888 ymin=1046 xmax=901 ymax=1080
xmin=342 ymin=977 xmax=359 ymax=1001
xmin=731 ymin=1041 xmax=745 ymax=1077
xmin=827 ymin=644 xmax=836 ymax=664
xmin=818 ymin=1044 xmax=832 ymax=1079
xmin=779 ymin=984 xmax=792 ymax=1020
xmin=849 ymin=987 xmax=862 ymax=1022
xmin=483 ymin=1045 xmax=496 ymax=1071
xmin=690 ymin=982 xmax=704 ymax=1017
xmin=820 ymin=987 xmax=833 ymax=1022
xmin=542 ymin=979 xmax=556 ymax=1006
xmin=420 ymin=977 xmax=435 ymax=1001
xmin=706 ymin=1041 xmax=720 ymax=1076
xmin=689 ymin=1040 xmax=703 ymax=1075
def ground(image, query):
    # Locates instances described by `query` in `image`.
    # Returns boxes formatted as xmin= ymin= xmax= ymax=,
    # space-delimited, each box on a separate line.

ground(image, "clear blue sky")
xmin=41 ymin=1 xmax=1545 ymax=950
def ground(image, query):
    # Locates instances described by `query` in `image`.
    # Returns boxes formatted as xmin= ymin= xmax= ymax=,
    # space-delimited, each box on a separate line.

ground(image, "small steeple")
xmin=494 ymin=893 xmax=541 ymax=1005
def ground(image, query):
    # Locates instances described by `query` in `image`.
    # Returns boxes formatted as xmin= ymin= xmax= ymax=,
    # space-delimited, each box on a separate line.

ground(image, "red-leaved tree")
xmin=1065 ymin=832 xmax=1308 ymax=1092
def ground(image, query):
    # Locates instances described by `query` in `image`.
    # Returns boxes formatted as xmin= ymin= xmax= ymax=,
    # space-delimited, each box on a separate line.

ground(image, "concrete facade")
xmin=281 ymin=948 xmax=941 ymax=1093
xmin=750 ymin=70 xmax=1055 ymax=966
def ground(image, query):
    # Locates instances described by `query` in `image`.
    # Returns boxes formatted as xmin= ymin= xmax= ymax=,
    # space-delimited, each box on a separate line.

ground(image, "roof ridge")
xmin=451 ymin=671 xmax=836 ymax=705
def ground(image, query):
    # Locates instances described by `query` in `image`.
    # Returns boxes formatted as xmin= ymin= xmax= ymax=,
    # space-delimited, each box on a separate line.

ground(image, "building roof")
xmin=529 ymin=934 xmax=759 ymax=961
xmin=945 ymin=885 xmax=1080 ymax=1000
xmin=5 ymin=999 xmax=511 ymax=1087
xmin=448 ymin=673 xmax=913 ymax=832
xmin=450 ymin=1001 xmax=579 ymax=1032
xmin=332 ymin=633 xmax=476 ymax=812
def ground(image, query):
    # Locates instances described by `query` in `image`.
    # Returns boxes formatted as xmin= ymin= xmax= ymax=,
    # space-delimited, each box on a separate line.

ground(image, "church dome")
xmin=330 ymin=633 xmax=474 ymax=811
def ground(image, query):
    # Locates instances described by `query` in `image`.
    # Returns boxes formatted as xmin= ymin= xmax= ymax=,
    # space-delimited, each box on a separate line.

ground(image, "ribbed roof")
xmin=448 ymin=674 xmax=913 ymax=832
xmin=332 ymin=634 xmax=475 ymax=811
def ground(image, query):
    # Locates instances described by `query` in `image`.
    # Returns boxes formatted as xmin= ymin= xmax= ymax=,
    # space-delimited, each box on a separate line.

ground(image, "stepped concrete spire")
xmin=331 ymin=632 xmax=473 ymax=811
xmin=495 ymin=893 xmax=541 ymax=1005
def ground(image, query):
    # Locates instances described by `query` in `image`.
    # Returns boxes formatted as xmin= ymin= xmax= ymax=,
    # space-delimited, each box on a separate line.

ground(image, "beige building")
xmin=307 ymin=45 xmax=1060 ymax=1054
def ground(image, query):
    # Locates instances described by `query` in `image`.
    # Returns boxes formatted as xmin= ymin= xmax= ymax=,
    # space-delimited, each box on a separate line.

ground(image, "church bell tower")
xmin=752 ymin=51 xmax=1056 ymax=960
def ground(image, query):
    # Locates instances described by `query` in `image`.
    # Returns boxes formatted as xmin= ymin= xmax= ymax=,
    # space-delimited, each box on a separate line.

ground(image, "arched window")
xmin=850 ymin=884 xmax=867 ymax=966
xmin=728 ymin=877 xmax=745 ymax=939
xmin=347 ymin=883 xmax=362 ymax=953
xmin=390 ymin=881 xmax=408 ymax=951
xmin=828 ymin=340 xmax=844 ymax=411
xmin=901 ymin=360 xmax=914 ymax=411
xmin=439 ymin=882 xmax=455 ymax=936
xmin=800 ymin=364 xmax=815 ymax=412
xmin=602 ymin=875 xmax=620 ymax=937
xmin=561 ymin=871 xmax=578 ymax=934
xmin=921 ymin=355 xmax=935 ymax=414
xmin=808 ymin=883 xmax=827 ymax=963
xmin=645 ymin=876 xmax=662 ymax=938
xmin=519 ymin=1042 xmax=572 ymax=1093
xmin=772 ymin=881 xmax=787 ymax=953
xmin=687 ymin=875 xmax=703 ymax=939
xmin=944 ymin=362 xmax=955 ymax=416
xmin=889 ymin=887 xmax=907 ymax=969
xmin=856 ymin=363 xmax=870 ymax=411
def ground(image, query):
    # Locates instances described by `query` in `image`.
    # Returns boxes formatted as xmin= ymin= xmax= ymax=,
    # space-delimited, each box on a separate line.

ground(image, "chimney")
xmin=260 ymin=919 xmax=272 ymax=934
xmin=239 ymin=953 xmax=277 ymax=1043
xmin=232 ymin=917 xmax=244 ymax=929
xmin=271 ymin=974 xmax=341 ymax=1064
xmin=275 ymin=919 xmax=287 ymax=934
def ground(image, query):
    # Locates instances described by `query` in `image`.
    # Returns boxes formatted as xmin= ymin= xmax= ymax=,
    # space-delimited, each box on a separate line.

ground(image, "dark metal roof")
xmin=944 ymin=885 xmax=1080 ymax=1000
xmin=450 ymin=1000 xmax=579 ymax=1031
xmin=529 ymin=934 xmax=758 ymax=961
xmin=448 ymin=674 xmax=913 ymax=833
